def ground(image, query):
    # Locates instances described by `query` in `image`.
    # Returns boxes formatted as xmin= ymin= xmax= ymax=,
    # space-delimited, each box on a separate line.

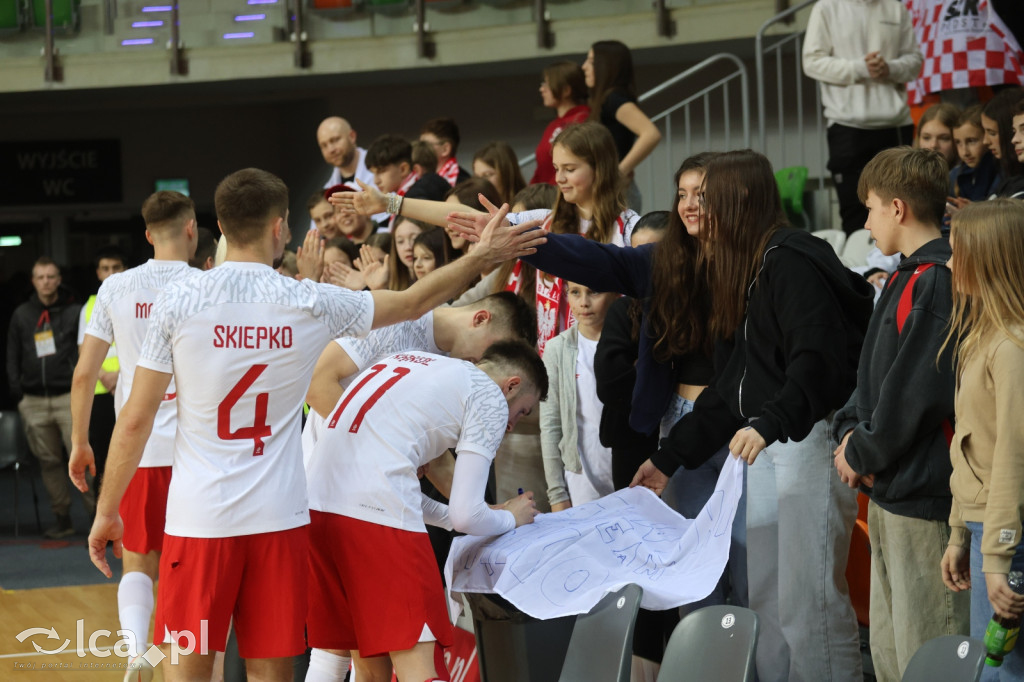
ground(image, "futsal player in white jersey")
xmin=69 ymin=191 xmax=199 ymax=680
xmin=303 ymin=341 xmax=547 ymax=682
xmin=86 ymin=168 xmax=544 ymax=682
xmin=298 ymin=294 xmax=535 ymax=681
xmin=301 ymin=290 xmax=536 ymax=465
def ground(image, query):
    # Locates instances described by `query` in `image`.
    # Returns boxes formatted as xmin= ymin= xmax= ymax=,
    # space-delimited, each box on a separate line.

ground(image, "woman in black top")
xmin=593 ymin=210 xmax=741 ymax=675
xmin=582 ymin=40 xmax=661 ymax=210
xmin=451 ymin=152 xmax=749 ymax=622
xmin=635 ymin=150 xmax=873 ymax=682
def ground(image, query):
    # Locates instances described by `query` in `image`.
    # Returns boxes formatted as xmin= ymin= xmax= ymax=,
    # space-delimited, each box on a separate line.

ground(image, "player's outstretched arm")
xmin=369 ymin=204 xmax=547 ymax=329
xmin=446 ymin=193 xmax=504 ymax=242
xmin=88 ymin=367 xmax=171 ymax=578
xmin=69 ymin=335 xmax=112 ymax=492
xmin=330 ymin=178 xmax=480 ymax=229
xmin=306 ymin=342 xmax=359 ymax=418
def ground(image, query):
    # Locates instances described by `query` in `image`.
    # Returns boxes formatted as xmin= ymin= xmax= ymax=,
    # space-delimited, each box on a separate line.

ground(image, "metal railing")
xmin=639 ymin=53 xmax=749 ymax=210
xmin=646 ymin=52 xmax=751 ymax=150
xmin=520 ymin=53 xmax=750 ymax=211
xmin=755 ymin=0 xmax=825 ymax=190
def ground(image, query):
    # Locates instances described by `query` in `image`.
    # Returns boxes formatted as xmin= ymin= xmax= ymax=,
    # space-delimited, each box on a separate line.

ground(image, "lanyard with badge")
xmin=35 ymin=309 xmax=56 ymax=358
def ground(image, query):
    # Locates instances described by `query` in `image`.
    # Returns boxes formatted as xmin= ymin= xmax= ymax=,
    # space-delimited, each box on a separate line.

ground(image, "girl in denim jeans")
xmin=635 ymin=150 xmax=875 ymax=682
xmin=942 ymin=199 xmax=1024 ymax=681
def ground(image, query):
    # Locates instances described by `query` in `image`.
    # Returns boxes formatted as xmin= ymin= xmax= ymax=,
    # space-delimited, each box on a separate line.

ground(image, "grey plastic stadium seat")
xmin=812 ymin=228 xmax=848 ymax=257
xmin=0 ymin=410 xmax=41 ymax=536
xmin=901 ymin=635 xmax=985 ymax=682
xmin=558 ymin=584 xmax=643 ymax=682
xmin=841 ymin=228 xmax=876 ymax=268
xmin=658 ymin=605 xmax=759 ymax=682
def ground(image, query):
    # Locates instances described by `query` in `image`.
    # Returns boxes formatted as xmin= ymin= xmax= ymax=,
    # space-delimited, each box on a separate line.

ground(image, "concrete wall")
xmin=0 ymin=0 xmax=785 ymax=92
xmin=0 ymin=0 xmax=839 ymax=278
xmin=0 ymin=50 xmax=832 ymax=231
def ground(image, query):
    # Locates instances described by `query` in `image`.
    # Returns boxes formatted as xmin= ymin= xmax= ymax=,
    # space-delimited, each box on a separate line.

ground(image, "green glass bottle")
xmin=985 ymin=571 xmax=1024 ymax=667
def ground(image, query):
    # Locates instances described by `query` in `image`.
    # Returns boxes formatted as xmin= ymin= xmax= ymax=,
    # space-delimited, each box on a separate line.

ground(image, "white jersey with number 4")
xmin=137 ymin=262 xmax=374 ymax=538
xmin=307 ymin=352 xmax=508 ymax=533
xmin=85 ymin=260 xmax=199 ymax=468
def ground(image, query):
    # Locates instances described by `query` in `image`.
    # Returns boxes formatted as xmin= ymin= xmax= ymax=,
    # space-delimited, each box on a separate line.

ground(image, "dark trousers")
xmin=827 ymin=122 xmax=915 ymax=234
xmin=423 ymin=451 xmax=496 ymax=584
xmin=613 ymin=445 xmax=679 ymax=663
xmin=89 ymin=392 xmax=116 ymax=495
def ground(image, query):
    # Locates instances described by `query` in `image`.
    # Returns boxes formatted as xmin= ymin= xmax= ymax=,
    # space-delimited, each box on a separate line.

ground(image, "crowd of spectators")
xmin=5 ymin=16 xmax=1024 ymax=681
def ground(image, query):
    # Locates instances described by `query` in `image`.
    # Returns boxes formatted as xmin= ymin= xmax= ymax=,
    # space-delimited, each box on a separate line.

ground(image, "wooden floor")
xmin=0 ymin=583 xmax=164 ymax=681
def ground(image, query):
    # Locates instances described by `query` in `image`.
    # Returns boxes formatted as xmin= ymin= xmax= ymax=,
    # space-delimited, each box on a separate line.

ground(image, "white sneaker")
xmin=123 ymin=655 xmax=155 ymax=682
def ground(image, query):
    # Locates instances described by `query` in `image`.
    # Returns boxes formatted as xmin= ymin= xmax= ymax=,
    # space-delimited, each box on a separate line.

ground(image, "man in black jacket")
xmin=7 ymin=256 xmax=93 ymax=538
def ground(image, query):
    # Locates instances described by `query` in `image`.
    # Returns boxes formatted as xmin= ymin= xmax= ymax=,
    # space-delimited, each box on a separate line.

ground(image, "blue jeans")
xmin=660 ymin=395 xmax=748 ymax=611
xmin=746 ymin=416 xmax=862 ymax=682
xmin=966 ymin=521 xmax=1024 ymax=681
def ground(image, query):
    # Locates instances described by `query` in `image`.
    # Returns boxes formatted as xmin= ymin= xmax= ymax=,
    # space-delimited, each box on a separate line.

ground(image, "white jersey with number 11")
xmin=307 ymin=352 xmax=508 ymax=533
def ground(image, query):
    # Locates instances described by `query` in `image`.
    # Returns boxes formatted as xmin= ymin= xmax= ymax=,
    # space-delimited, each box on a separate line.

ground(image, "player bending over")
xmin=301 ymin=290 xmax=536 ymax=467
xmin=303 ymin=341 xmax=547 ymax=682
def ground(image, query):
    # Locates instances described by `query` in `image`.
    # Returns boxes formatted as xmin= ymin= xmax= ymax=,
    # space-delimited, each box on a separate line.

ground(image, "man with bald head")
xmin=315 ymin=117 xmax=383 ymax=231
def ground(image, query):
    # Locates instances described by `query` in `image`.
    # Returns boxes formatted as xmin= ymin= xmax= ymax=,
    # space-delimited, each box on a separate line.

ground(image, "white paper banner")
xmin=445 ymin=455 xmax=744 ymax=620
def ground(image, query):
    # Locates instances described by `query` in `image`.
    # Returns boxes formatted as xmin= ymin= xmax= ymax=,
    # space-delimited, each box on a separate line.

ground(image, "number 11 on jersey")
xmin=328 ymin=363 xmax=411 ymax=434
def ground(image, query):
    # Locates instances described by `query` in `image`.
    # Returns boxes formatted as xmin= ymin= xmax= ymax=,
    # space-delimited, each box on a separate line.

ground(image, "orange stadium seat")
xmin=846 ymin=492 xmax=871 ymax=627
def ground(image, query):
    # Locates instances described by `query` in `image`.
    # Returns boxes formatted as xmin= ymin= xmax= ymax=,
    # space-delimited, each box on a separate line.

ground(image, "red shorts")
xmin=118 ymin=466 xmax=171 ymax=555
xmin=155 ymin=525 xmax=309 ymax=659
xmin=307 ymin=511 xmax=453 ymax=657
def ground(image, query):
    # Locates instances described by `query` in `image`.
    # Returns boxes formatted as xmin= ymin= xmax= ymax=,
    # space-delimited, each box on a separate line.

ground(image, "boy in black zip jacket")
xmin=832 ymin=147 xmax=970 ymax=681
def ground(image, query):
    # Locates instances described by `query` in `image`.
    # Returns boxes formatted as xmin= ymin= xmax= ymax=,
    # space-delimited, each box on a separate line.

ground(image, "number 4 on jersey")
xmin=218 ymin=364 xmax=272 ymax=456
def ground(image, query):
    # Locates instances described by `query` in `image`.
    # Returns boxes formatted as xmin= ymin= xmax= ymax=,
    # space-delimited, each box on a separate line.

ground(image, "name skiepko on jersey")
xmin=213 ymin=325 xmax=294 ymax=350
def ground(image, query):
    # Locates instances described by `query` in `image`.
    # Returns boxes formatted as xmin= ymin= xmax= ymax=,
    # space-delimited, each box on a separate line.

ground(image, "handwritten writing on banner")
xmin=445 ymin=455 xmax=744 ymax=620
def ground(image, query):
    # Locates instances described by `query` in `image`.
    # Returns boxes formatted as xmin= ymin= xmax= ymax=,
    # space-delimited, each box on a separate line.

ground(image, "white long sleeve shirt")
xmin=306 ymin=352 xmax=515 ymax=537
xmin=803 ymin=0 xmax=923 ymax=129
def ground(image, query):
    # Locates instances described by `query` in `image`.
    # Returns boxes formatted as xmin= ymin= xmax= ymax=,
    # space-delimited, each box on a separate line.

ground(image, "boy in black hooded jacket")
xmin=832 ymin=146 xmax=970 ymax=681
